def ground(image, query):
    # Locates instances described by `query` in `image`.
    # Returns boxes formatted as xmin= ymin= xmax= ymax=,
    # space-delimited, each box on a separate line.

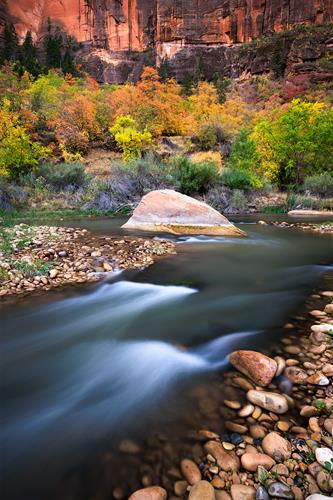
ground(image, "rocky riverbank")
xmin=122 ymin=279 xmax=333 ymax=500
xmin=260 ymin=221 xmax=333 ymax=235
xmin=0 ymin=224 xmax=175 ymax=299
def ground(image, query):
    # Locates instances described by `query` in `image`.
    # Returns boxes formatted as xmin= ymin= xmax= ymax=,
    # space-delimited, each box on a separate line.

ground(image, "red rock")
xmin=2 ymin=1 xmax=333 ymax=83
xmin=229 ymin=350 xmax=277 ymax=387
xmin=122 ymin=190 xmax=245 ymax=236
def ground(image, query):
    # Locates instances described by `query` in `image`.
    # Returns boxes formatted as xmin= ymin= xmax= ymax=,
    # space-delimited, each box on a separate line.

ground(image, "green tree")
xmin=20 ymin=31 xmax=40 ymax=76
xmin=110 ymin=115 xmax=152 ymax=162
xmin=212 ymin=73 xmax=230 ymax=104
xmin=0 ymin=23 xmax=19 ymax=64
xmin=272 ymin=38 xmax=287 ymax=79
xmin=251 ymin=100 xmax=333 ymax=186
xmin=44 ymin=18 xmax=62 ymax=69
xmin=158 ymin=57 xmax=171 ymax=82
xmin=62 ymin=49 xmax=75 ymax=75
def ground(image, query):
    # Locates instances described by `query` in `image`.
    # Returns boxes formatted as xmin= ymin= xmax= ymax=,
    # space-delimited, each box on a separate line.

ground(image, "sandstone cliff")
xmin=1 ymin=0 xmax=333 ymax=82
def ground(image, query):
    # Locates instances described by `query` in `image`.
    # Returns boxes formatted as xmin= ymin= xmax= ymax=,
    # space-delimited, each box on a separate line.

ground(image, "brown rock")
xmin=188 ymin=480 xmax=215 ymax=500
xmin=174 ymin=481 xmax=188 ymax=496
xmin=247 ymin=390 xmax=289 ymax=414
xmin=225 ymin=422 xmax=248 ymax=434
xmin=322 ymin=364 xmax=333 ymax=376
xmin=215 ymin=492 xmax=232 ymax=500
xmin=324 ymin=303 xmax=333 ymax=314
xmin=239 ymin=404 xmax=255 ymax=418
xmin=180 ymin=459 xmax=201 ymax=485
xmin=128 ymin=486 xmax=167 ymax=500
xmin=262 ymin=432 xmax=292 ymax=461
xmin=249 ymin=424 xmax=266 ymax=439
xmin=204 ymin=441 xmax=240 ymax=472
xmin=123 ymin=190 xmax=245 ymax=236
xmin=241 ymin=452 xmax=275 ymax=471
xmin=285 ymin=366 xmax=308 ymax=384
xmin=284 ymin=345 xmax=301 ymax=354
xmin=307 ymin=373 xmax=330 ymax=386
xmin=230 ymin=484 xmax=256 ymax=500
xmin=229 ymin=350 xmax=277 ymax=387
xmin=324 ymin=418 xmax=333 ymax=434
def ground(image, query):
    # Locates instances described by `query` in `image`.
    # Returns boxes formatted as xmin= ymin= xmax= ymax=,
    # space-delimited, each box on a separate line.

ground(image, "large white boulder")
xmin=122 ymin=189 xmax=246 ymax=236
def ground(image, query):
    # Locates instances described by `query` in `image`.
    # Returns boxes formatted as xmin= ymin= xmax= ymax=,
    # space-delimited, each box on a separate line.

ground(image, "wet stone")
xmin=267 ymin=481 xmax=294 ymax=499
xmin=256 ymin=486 xmax=270 ymax=500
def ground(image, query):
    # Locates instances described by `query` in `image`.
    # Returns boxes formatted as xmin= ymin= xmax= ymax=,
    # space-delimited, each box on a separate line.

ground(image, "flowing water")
xmin=1 ymin=216 xmax=332 ymax=499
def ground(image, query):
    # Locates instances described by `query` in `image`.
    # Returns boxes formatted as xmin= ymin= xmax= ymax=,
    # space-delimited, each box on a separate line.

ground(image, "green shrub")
xmin=227 ymin=129 xmax=261 ymax=188
xmin=221 ymin=168 xmax=255 ymax=191
xmin=173 ymin=156 xmax=219 ymax=195
xmin=302 ymin=172 xmax=333 ymax=197
xmin=196 ymin=125 xmax=218 ymax=151
xmin=38 ymin=161 xmax=88 ymax=191
xmin=229 ymin=189 xmax=248 ymax=212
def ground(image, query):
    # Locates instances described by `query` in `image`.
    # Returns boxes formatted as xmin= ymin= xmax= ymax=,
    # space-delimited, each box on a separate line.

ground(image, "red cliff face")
xmin=1 ymin=0 xmax=333 ymax=82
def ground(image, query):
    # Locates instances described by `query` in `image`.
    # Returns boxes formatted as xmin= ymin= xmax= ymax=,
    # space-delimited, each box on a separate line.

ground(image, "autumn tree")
xmin=0 ymin=99 xmax=50 ymax=178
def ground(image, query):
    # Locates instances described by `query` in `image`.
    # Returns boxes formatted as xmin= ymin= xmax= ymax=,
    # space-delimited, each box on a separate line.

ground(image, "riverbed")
xmin=1 ymin=215 xmax=332 ymax=499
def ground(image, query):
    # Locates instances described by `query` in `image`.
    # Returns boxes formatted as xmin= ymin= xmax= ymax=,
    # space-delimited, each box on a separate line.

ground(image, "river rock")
xmin=285 ymin=366 xmax=308 ymax=384
xmin=256 ymin=486 xmax=270 ymax=500
xmin=188 ymin=480 xmax=215 ymax=500
xmin=324 ymin=418 xmax=333 ymax=434
xmin=241 ymin=452 xmax=275 ymax=471
xmin=275 ymin=356 xmax=286 ymax=377
xmin=204 ymin=440 xmax=240 ymax=472
xmin=122 ymin=189 xmax=246 ymax=236
xmin=315 ymin=447 xmax=333 ymax=467
xmin=324 ymin=303 xmax=333 ymax=314
xmin=180 ymin=458 xmax=201 ymax=485
xmin=267 ymin=482 xmax=294 ymax=499
xmin=229 ymin=350 xmax=277 ymax=386
xmin=311 ymin=324 xmax=333 ymax=334
xmin=305 ymin=495 xmax=333 ymax=499
xmin=262 ymin=432 xmax=292 ymax=461
xmin=128 ymin=486 xmax=167 ymax=500
xmin=247 ymin=390 xmax=289 ymax=414
xmin=230 ymin=484 xmax=256 ymax=499
xmin=306 ymin=373 xmax=329 ymax=386
xmin=317 ymin=470 xmax=333 ymax=493
xmin=322 ymin=364 xmax=333 ymax=376
xmin=215 ymin=492 xmax=232 ymax=500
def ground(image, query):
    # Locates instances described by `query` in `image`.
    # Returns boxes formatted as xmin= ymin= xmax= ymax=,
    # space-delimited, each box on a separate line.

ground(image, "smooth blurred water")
xmin=0 ymin=217 xmax=332 ymax=499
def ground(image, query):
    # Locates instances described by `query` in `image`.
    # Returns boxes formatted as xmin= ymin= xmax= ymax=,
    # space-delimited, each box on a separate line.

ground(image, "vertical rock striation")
xmin=1 ymin=0 xmax=333 ymax=81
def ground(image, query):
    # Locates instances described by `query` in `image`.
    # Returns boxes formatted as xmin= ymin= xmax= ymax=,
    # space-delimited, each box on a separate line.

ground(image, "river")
xmin=1 ymin=215 xmax=332 ymax=499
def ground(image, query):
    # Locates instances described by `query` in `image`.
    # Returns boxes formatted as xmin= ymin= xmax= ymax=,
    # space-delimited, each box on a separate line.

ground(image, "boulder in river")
xmin=229 ymin=350 xmax=277 ymax=387
xmin=122 ymin=189 xmax=246 ymax=236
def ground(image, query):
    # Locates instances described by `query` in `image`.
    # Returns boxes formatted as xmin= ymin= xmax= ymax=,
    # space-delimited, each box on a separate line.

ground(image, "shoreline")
xmin=113 ymin=272 xmax=333 ymax=500
xmin=0 ymin=224 xmax=175 ymax=299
